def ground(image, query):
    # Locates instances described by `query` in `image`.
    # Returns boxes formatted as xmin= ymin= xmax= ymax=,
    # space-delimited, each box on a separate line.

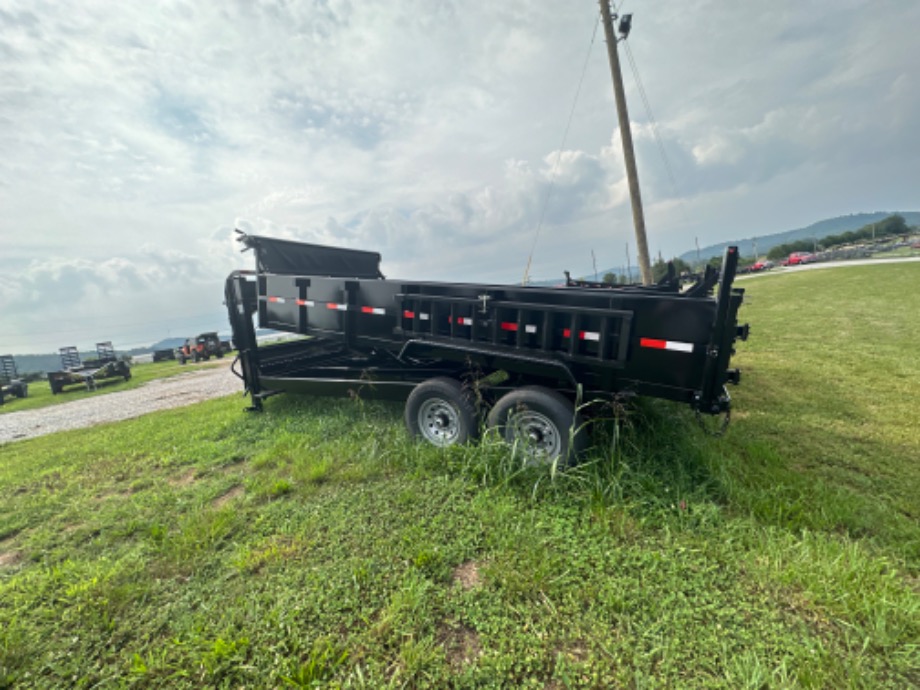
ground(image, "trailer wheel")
xmin=405 ymin=377 xmax=478 ymax=448
xmin=486 ymin=386 xmax=586 ymax=466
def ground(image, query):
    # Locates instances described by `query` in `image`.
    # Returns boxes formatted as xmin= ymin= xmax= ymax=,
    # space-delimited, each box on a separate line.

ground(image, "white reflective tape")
xmin=525 ymin=325 xmax=537 ymax=334
xmin=665 ymin=341 xmax=694 ymax=353
xmin=297 ymin=299 xmax=315 ymax=307
xmin=419 ymin=313 xmax=430 ymax=320
xmin=458 ymin=317 xmax=473 ymax=326
xmin=640 ymin=337 xmax=694 ymax=353
xmin=361 ymin=306 xmax=386 ymax=315
xmin=582 ymin=332 xmax=600 ymax=342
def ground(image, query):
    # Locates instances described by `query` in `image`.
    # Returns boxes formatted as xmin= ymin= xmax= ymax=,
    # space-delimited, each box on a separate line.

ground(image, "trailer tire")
xmin=486 ymin=386 xmax=586 ymax=466
xmin=405 ymin=377 xmax=478 ymax=448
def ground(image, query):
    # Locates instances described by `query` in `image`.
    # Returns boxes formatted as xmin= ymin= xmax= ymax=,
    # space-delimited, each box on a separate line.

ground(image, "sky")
xmin=2 ymin=0 xmax=918 ymax=353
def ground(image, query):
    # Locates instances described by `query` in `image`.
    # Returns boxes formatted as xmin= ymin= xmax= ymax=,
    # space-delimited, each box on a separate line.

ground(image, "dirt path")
xmin=0 ymin=360 xmax=243 ymax=444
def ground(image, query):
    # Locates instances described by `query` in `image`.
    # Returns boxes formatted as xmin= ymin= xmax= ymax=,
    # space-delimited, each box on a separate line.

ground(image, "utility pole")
xmin=599 ymin=1 xmax=652 ymax=285
xmin=695 ymin=237 xmax=701 ymax=267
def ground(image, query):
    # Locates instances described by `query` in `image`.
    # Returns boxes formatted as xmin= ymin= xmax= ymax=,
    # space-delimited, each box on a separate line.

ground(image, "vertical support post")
xmin=599 ymin=1 xmax=652 ymax=285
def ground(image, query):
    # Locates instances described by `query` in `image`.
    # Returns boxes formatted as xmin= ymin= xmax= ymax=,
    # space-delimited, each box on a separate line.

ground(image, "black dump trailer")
xmin=0 ymin=355 xmax=28 ymax=405
xmin=225 ymin=233 xmax=748 ymax=462
xmin=47 ymin=342 xmax=132 ymax=394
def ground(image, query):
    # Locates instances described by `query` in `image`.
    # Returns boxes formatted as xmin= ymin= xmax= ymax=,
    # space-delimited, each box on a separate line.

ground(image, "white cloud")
xmin=2 ymin=0 xmax=919 ymax=350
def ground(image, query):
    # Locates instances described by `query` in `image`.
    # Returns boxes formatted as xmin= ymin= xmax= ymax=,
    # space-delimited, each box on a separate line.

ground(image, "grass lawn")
xmin=0 ymin=359 xmax=228 ymax=415
xmin=1 ymin=264 xmax=918 ymax=688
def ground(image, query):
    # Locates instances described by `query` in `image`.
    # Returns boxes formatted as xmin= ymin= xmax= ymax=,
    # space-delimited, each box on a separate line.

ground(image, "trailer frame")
xmin=47 ymin=342 xmax=132 ymax=394
xmin=225 ymin=233 xmax=748 ymax=460
xmin=0 ymin=355 xmax=28 ymax=405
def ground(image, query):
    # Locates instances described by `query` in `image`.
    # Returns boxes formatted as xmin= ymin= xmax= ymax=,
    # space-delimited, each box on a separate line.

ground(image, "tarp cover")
xmin=239 ymin=233 xmax=383 ymax=279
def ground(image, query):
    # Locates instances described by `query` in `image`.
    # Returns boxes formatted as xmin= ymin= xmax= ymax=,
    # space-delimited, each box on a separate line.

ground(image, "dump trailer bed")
xmin=47 ymin=342 xmax=132 ymax=394
xmin=226 ymin=233 xmax=748 ymax=461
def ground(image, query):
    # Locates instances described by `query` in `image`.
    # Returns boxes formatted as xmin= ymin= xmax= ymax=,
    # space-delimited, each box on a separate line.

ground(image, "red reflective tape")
xmin=403 ymin=310 xmax=415 ymax=319
xmin=268 ymin=296 xmax=284 ymax=303
xmin=326 ymin=303 xmax=347 ymax=311
xmin=640 ymin=338 xmax=694 ymax=353
xmin=562 ymin=328 xmax=598 ymax=341
xmin=640 ymin=338 xmax=667 ymax=349
xmin=361 ymin=306 xmax=385 ymax=315
xmin=501 ymin=322 xmax=518 ymax=332
xmin=296 ymin=299 xmax=315 ymax=307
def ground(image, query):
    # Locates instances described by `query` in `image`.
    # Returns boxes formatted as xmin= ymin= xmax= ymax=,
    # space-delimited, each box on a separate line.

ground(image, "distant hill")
xmin=148 ymin=337 xmax=188 ymax=352
xmin=529 ymin=211 xmax=920 ymax=285
xmin=679 ymin=211 xmax=920 ymax=263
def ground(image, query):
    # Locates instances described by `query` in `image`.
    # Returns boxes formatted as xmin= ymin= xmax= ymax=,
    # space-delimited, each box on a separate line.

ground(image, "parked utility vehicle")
xmin=177 ymin=332 xmax=224 ymax=364
xmin=225 ymin=232 xmax=748 ymax=463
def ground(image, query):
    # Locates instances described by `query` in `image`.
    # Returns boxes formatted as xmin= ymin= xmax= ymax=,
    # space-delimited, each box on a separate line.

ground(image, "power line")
xmin=622 ymin=38 xmax=688 ymax=224
xmin=522 ymin=14 xmax=601 ymax=284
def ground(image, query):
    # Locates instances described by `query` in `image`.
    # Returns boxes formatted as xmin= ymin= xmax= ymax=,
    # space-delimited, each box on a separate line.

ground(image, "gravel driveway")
xmin=0 ymin=360 xmax=244 ymax=444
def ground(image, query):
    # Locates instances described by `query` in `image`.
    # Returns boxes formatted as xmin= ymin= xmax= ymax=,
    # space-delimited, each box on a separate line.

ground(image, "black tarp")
xmin=238 ymin=233 xmax=384 ymax=279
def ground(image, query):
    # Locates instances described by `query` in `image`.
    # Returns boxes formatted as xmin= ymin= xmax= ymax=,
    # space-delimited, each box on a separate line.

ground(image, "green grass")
xmin=0 ymin=359 xmax=227 ymax=415
xmin=1 ymin=264 xmax=918 ymax=688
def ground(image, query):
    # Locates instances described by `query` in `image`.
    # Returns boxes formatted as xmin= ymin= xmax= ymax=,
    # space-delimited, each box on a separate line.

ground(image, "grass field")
xmin=1 ymin=264 xmax=918 ymax=688
xmin=0 ymin=359 xmax=226 ymax=415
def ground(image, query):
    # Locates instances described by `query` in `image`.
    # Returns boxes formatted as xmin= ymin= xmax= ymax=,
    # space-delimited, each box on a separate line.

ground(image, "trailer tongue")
xmin=225 ymin=233 xmax=748 ymax=462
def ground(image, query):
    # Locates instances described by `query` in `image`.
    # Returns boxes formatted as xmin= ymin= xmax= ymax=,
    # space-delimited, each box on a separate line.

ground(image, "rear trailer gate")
xmin=227 ymin=233 xmax=747 ymax=459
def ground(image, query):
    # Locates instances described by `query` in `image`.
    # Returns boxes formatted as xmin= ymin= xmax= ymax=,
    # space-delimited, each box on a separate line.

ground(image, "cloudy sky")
xmin=2 ymin=0 xmax=918 ymax=352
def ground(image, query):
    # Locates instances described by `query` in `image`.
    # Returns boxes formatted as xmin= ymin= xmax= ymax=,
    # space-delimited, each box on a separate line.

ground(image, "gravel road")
xmin=0 ymin=359 xmax=244 ymax=444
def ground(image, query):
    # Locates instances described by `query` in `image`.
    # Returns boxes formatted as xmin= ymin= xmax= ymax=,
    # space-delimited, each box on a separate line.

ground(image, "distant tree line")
xmin=766 ymin=214 xmax=911 ymax=261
